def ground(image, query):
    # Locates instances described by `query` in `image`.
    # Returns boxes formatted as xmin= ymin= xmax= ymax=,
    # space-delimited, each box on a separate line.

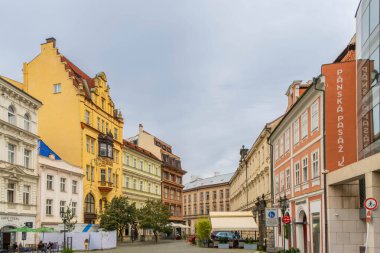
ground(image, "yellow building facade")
xmin=122 ymin=140 xmax=162 ymax=208
xmin=23 ymin=38 xmax=124 ymax=223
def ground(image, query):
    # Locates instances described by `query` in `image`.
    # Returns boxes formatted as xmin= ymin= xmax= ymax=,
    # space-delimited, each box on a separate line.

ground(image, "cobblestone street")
xmin=89 ymin=240 xmax=253 ymax=253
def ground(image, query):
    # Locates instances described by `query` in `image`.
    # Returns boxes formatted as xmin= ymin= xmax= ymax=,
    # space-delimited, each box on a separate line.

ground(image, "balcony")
xmin=98 ymin=181 xmax=114 ymax=192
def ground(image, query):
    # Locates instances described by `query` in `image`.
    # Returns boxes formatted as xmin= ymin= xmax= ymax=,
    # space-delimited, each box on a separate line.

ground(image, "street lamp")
xmin=278 ymin=195 xmax=289 ymax=252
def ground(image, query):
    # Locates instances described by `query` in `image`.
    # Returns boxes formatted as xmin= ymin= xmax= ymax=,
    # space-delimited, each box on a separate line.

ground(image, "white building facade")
xmin=37 ymin=153 xmax=83 ymax=228
xmin=0 ymin=77 xmax=42 ymax=249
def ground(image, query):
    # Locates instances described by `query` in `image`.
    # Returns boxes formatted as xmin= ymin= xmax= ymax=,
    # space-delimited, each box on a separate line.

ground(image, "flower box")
xmin=244 ymin=244 xmax=257 ymax=250
xmin=218 ymin=243 xmax=229 ymax=249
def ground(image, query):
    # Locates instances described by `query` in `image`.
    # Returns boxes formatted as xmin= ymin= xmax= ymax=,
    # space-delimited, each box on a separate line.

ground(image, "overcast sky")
xmin=0 ymin=0 xmax=358 ymax=182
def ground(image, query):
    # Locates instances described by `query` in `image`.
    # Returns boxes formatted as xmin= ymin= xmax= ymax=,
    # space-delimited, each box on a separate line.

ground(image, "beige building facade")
xmin=183 ymin=173 xmax=233 ymax=234
xmin=229 ymin=117 xmax=280 ymax=250
xmin=230 ymin=117 xmax=281 ymax=211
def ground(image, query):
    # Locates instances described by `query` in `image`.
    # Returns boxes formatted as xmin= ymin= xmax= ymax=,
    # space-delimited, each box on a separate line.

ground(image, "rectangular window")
xmin=126 ymin=177 xmax=130 ymax=188
xmin=213 ymin=191 xmax=217 ymax=200
xmin=47 ymin=175 xmax=53 ymax=190
xmin=46 ymin=199 xmax=53 ymax=215
xmin=225 ymin=189 xmax=229 ymax=199
xmin=53 ymin=83 xmax=61 ymax=93
xmin=100 ymin=143 xmax=107 ymax=156
xmin=60 ymin=178 xmax=66 ymax=192
xmin=280 ymin=136 xmax=284 ymax=157
xmin=280 ymin=172 xmax=284 ymax=192
xmin=170 ymin=174 xmax=174 ymax=181
xmin=114 ymin=128 xmax=118 ymax=140
xmin=220 ymin=190 xmax=224 ymax=199
xmin=23 ymin=185 xmax=30 ymax=205
xmin=285 ymin=129 xmax=290 ymax=152
xmin=295 ymin=163 xmax=300 ymax=186
xmin=274 ymin=141 xmax=279 ymax=161
xmin=24 ymin=149 xmax=31 ymax=168
xmin=284 ymin=169 xmax=290 ymax=190
xmin=164 ymin=187 xmax=169 ymax=198
xmin=312 ymin=213 xmax=321 ymax=253
xmin=125 ymin=155 xmax=130 ymax=165
xmin=114 ymin=150 xmax=119 ymax=164
xmin=155 ymin=185 xmax=158 ymax=195
xmin=60 ymin=201 xmax=66 ymax=217
xmin=148 ymin=183 xmax=151 ymax=193
xmin=170 ymin=189 xmax=175 ymax=199
xmin=7 ymin=183 xmax=15 ymax=203
xmin=140 ymin=181 xmax=143 ymax=191
xmin=97 ymin=117 xmax=100 ymax=130
xmin=133 ymin=179 xmax=137 ymax=190
xmin=219 ymin=203 xmax=224 ymax=212
xmin=140 ymin=161 xmax=144 ymax=170
xmin=200 ymin=192 xmax=204 ymax=201
xmin=85 ymin=110 xmax=90 ymax=124
xmin=301 ymin=111 xmax=308 ymax=139
xmin=311 ymin=101 xmax=319 ymax=132
xmin=108 ymin=168 xmax=112 ymax=182
xmin=155 ymin=166 xmax=158 ymax=176
xmin=133 ymin=158 xmax=137 ymax=168
xmin=302 ymin=157 xmax=308 ymax=182
xmin=72 ymin=202 xmax=77 ymax=216
xmin=101 ymin=169 xmax=106 ymax=182
xmin=177 ymin=190 xmax=180 ymax=201
xmin=8 ymin=143 xmax=16 ymax=164
xmin=148 ymin=164 xmax=151 ymax=173
xmin=193 ymin=193 xmax=197 ymax=202
xmin=294 ymin=119 xmax=300 ymax=145
xmin=312 ymin=151 xmax=319 ymax=179
xmin=86 ymin=165 xmax=89 ymax=181
xmin=72 ymin=180 xmax=77 ymax=194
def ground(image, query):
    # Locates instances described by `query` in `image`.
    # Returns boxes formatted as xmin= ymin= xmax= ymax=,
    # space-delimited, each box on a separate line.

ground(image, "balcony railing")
xmin=98 ymin=181 xmax=114 ymax=192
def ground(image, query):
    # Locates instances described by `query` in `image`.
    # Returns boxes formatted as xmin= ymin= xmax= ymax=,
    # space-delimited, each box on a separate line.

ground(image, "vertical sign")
xmin=323 ymin=60 xmax=358 ymax=172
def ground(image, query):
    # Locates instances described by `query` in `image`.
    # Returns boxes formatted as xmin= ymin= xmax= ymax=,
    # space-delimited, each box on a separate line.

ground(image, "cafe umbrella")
xmin=34 ymin=227 xmax=56 ymax=241
xmin=7 ymin=226 xmax=36 ymax=246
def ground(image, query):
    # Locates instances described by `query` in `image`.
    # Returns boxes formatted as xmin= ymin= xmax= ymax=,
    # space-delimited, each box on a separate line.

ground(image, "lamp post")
xmin=278 ymin=195 xmax=289 ymax=252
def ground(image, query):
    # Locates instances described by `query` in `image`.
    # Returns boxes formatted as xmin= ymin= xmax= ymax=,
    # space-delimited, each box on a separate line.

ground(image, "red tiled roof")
xmin=60 ymin=55 xmax=95 ymax=96
xmin=123 ymin=140 xmax=161 ymax=162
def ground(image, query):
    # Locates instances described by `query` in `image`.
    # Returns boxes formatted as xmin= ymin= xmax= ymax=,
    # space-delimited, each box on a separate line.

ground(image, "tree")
xmin=61 ymin=201 xmax=77 ymax=249
xmin=138 ymin=200 xmax=171 ymax=243
xmin=195 ymin=218 xmax=212 ymax=247
xmin=99 ymin=196 xmax=138 ymax=241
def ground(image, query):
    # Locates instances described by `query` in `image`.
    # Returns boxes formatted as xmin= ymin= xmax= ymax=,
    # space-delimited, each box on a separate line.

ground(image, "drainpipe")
xmin=314 ymin=75 xmax=328 ymax=253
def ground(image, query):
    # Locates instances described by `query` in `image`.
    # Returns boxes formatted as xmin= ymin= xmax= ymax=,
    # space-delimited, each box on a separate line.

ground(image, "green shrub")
xmin=244 ymin=237 xmax=257 ymax=244
xmin=195 ymin=218 xmax=212 ymax=241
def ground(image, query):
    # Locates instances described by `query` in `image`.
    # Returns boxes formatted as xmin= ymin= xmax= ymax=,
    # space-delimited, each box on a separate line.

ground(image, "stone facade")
xmin=37 ymin=154 xmax=83 ymax=227
xmin=0 ymin=77 xmax=42 ymax=249
xmin=183 ymin=173 xmax=233 ymax=234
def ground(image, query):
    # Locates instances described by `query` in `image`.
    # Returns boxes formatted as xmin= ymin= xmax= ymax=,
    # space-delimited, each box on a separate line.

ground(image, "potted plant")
xmin=244 ymin=237 xmax=257 ymax=250
xmin=218 ymin=237 xmax=229 ymax=249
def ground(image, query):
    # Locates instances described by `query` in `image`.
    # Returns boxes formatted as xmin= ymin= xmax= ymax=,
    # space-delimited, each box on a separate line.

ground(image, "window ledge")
xmin=312 ymin=177 xmax=320 ymax=187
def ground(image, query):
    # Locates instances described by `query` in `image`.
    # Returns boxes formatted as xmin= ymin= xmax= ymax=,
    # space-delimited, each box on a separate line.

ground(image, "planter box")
xmin=218 ymin=243 xmax=229 ymax=249
xmin=244 ymin=244 xmax=257 ymax=250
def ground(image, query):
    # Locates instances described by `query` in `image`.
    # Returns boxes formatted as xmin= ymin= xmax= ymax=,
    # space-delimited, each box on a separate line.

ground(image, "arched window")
xmin=24 ymin=114 xmax=30 ymax=130
xmin=85 ymin=193 xmax=95 ymax=214
xmin=8 ymin=106 xmax=15 ymax=124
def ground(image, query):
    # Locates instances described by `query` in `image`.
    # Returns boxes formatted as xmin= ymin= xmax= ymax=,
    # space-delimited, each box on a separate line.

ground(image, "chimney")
xmin=45 ymin=37 xmax=56 ymax=48
xmin=139 ymin=123 xmax=143 ymax=133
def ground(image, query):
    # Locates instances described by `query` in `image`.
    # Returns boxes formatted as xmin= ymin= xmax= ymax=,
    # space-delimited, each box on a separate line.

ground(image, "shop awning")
xmin=209 ymin=211 xmax=258 ymax=231
xmin=170 ymin=222 xmax=191 ymax=229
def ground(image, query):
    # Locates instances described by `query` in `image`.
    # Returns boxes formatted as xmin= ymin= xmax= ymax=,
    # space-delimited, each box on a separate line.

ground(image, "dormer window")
xmin=98 ymin=133 xmax=114 ymax=159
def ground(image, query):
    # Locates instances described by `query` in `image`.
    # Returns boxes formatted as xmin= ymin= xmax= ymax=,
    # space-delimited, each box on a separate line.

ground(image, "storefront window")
xmin=312 ymin=213 xmax=321 ymax=253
